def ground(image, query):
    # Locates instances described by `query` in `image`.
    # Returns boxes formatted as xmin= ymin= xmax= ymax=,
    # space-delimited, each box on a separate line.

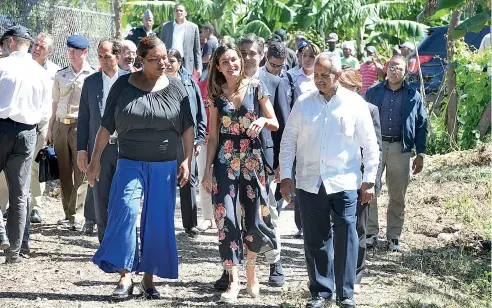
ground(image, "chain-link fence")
xmin=0 ymin=3 xmax=114 ymax=68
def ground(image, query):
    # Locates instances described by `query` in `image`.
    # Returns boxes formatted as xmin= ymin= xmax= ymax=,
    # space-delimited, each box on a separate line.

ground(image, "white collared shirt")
xmin=279 ymin=86 xmax=379 ymax=194
xmin=101 ymin=70 xmax=119 ymax=116
xmin=172 ymin=20 xmax=187 ymax=56
xmin=287 ymin=66 xmax=315 ymax=96
xmin=0 ymin=51 xmax=52 ymax=125
xmin=43 ymin=59 xmax=61 ymax=81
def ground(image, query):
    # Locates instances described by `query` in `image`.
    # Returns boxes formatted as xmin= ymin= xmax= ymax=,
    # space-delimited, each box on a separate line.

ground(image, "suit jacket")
xmin=257 ymin=69 xmax=290 ymax=170
xmin=178 ymin=68 xmax=206 ymax=144
xmin=76 ymin=71 xmax=106 ymax=155
xmin=160 ymin=20 xmax=202 ymax=74
xmin=367 ymin=102 xmax=383 ymax=196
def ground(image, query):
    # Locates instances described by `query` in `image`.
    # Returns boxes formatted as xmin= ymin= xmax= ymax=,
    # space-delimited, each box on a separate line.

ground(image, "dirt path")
xmin=0 ymin=149 xmax=490 ymax=308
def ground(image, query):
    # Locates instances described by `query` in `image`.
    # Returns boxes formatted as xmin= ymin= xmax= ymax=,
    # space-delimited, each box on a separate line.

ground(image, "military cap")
xmin=67 ymin=35 xmax=89 ymax=49
xmin=143 ymin=9 xmax=154 ymax=19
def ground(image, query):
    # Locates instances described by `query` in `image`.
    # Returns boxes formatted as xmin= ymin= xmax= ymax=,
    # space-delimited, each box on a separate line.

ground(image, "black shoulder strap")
xmin=285 ymin=72 xmax=295 ymax=108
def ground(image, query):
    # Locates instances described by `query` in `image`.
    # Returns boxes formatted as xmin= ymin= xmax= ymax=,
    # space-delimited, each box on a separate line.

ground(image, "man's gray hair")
xmin=37 ymin=32 xmax=54 ymax=51
xmin=121 ymin=39 xmax=137 ymax=51
xmin=314 ymin=51 xmax=342 ymax=74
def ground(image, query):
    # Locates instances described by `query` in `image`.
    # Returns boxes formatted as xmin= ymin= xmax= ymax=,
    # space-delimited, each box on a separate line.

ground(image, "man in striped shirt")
xmin=360 ymin=46 xmax=384 ymax=95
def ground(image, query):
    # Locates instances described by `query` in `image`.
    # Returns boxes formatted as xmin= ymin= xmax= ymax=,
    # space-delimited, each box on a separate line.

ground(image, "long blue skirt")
xmin=92 ymin=158 xmax=178 ymax=279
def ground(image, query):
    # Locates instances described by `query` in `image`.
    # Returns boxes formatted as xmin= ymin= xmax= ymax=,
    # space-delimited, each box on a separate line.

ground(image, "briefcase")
xmin=35 ymin=146 xmax=59 ymax=183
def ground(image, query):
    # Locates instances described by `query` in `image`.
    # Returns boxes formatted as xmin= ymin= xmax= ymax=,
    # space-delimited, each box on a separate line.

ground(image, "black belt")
xmin=0 ymin=118 xmax=36 ymax=130
xmin=382 ymin=135 xmax=402 ymax=143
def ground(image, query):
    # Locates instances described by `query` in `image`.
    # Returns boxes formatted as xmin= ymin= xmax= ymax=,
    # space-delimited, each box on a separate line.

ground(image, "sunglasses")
xmin=388 ymin=66 xmax=405 ymax=73
xmin=268 ymin=61 xmax=284 ymax=69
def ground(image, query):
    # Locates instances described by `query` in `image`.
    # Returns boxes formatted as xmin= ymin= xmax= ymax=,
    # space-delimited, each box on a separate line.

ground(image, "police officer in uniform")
xmin=125 ymin=9 xmax=155 ymax=67
xmin=46 ymin=35 xmax=95 ymax=231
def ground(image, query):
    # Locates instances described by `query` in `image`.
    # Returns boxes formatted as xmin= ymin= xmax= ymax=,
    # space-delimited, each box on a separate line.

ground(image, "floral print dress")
xmin=211 ymin=80 xmax=277 ymax=266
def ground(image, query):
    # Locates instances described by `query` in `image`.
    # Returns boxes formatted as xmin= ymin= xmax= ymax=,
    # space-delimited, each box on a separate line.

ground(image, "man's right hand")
xmin=280 ymin=178 xmax=296 ymax=203
xmin=77 ymin=151 xmax=88 ymax=173
xmin=45 ymin=127 xmax=53 ymax=145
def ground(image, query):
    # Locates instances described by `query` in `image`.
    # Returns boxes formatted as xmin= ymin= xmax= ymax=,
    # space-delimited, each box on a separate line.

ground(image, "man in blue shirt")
xmin=364 ymin=55 xmax=428 ymax=251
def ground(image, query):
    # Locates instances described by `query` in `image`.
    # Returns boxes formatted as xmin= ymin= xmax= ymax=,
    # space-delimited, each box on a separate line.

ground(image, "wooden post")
xmin=113 ymin=0 xmax=122 ymax=39
xmin=445 ymin=10 xmax=462 ymax=141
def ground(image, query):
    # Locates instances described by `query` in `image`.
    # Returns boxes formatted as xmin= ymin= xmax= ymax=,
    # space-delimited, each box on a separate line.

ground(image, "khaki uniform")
xmin=52 ymin=63 xmax=94 ymax=224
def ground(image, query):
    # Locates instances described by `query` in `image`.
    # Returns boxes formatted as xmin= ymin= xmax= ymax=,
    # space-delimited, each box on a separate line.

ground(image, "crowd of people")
xmin=0 ymin=3 xmax=429 ymax=308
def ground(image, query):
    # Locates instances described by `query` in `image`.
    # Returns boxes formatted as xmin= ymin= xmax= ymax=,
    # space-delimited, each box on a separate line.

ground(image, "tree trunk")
xmin=113 ymin=0 xmax=123 ymax=39
xmin=445 ymin=10 xmax=462 ymax=141
xmin=477 ymin=101 xmax=491 ymax=138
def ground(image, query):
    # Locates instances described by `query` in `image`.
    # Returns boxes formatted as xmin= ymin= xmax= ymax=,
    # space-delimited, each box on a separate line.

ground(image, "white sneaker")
xmin=366 ymin=234 xmax=378 ymax=247
xmin=388 ymin=239 xmax=401 ymax=251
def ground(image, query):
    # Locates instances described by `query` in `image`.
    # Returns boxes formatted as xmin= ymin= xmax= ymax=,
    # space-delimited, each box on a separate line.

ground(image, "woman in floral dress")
xmin=201 ymin=43 xmax=279 ymax=303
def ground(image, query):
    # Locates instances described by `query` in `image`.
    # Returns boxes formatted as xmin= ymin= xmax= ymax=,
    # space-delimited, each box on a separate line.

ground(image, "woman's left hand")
xmin=178 ymin=159 xmax=190 ymax=187
xmin=247 ymin=117 xmax=266 ymax=138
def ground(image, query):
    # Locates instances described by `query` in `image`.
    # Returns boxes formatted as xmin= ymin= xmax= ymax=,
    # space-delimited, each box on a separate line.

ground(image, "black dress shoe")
xmin=337 ymin=297 xmax=356 ymax=308
xmin=2 ymin=209 xmax=8 ymax=220
xmin=112 ymin=279 xmax=134 ymax=300
xmin=306 ymin=295 xmax=325 ymax=308
xmin=185 ymin=227 xmax=199 ymax=238
xmin=0 ymin=233 xmax=10 ymax=250
xmin=30 ymin=210 xmax=42 ymax=224
xmin=138 ymin=281 xmax=160 ymax=299
xmin=214 ymin=270 xmax=229 ymax=291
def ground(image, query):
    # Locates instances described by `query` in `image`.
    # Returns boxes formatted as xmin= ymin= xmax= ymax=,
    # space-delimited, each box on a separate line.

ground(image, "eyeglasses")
xmin=388 ymin=66 xmax=405 ymax=73
xmin=268 ymin=60 xmax=284 ymax=69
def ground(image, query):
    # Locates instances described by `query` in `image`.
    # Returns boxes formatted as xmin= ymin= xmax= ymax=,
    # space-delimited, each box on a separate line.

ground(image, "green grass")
xmin=422 ymin=163 xmax=491 ymax=184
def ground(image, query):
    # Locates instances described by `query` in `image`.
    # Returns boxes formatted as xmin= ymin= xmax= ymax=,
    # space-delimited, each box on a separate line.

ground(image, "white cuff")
xmin=280 ymin=167 xmax=293 ymax=181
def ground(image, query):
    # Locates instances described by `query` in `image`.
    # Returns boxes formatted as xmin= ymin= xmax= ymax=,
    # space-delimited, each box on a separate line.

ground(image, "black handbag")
xmin=35 ymin=146 xmax=59 ymax=183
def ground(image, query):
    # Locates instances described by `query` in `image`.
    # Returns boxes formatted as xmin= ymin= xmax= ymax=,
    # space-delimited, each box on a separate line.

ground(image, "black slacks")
xmin=178 ymin=146 xmax=198 ymax=230
xmin=356 ymin=197 xmax=369 ymax=284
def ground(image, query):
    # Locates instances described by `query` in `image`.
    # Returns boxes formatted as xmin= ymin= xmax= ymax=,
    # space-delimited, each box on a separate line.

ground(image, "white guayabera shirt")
xmin=279 ymin=86 xmax=379 ymax=194
xmin=0 ymin=51 xmax=52 ymax=125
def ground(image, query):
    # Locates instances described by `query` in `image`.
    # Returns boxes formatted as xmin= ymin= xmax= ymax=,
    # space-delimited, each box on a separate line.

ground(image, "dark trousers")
xmin=84 ymin=186 xmax=96 ymax=225
xmin=0 ymin=120 xmax=36 ymax=258
xmin=356 ymin=198 xmax=369 ymax=284
xmin=93 ymin=145 xmax=118 ymax=242
xmin=179 ymin=153 xmax=198 ymax=230
xmin=292 ymin=162 xmax=302 ymax=231
xmin=298 ymin=186 xmax=358 ymax=299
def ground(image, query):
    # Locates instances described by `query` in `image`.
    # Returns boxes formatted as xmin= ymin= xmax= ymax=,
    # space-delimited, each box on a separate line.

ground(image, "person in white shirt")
xmin=288 ymin=41 xmax=320 ymax=98
xmin=28 ymin=32 xmax=60 ymax=224
xmin=0 ymin=25 xmax=52 ymax=263
xmin=0 ymin=32 xmax=59 ymax=229
xmin=279 ymin=52 xmax=379 ymax=308
xmin=76 ymin=39 xmax=122 ymax=243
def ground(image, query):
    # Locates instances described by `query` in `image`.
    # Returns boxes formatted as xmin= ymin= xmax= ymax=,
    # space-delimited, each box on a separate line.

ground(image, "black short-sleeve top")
xmin=101 ymin=74 xmax=194 ymax=162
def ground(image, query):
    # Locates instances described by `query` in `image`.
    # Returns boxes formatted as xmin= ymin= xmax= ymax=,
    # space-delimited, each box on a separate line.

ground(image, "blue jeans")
xmin=297 ymin=186 xmax=358 ymax=299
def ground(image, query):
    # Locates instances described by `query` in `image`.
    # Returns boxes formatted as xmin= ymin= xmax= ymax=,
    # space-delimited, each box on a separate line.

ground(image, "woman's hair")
xmin=207 ymin=43 xmax=246 ymax=103
xmin=302 ymin=42 xmax=321 ymax=56
xmin=136 ymin=36 xmax=165 ymax=59
xmin=167 ymin=48 xmax=183 ymax=63
xmin=338 ymin=66 xmax=362 ymax=94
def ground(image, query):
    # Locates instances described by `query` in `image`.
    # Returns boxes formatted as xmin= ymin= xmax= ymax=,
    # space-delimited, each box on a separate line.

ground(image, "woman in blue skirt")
xmin=86 ymin=36 xmax=195 ymax=300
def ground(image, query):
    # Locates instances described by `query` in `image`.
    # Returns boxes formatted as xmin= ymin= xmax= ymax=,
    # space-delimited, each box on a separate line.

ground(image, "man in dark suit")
xmin=354 ymin=101 xmax=382 ymax=294
xmin=213 ymin=33 xmax=289 ymax=291
xmin=159 ymin=4 xmax=202 ymax=79
xmin=76 ymin=39 xmax=122 ymax=243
